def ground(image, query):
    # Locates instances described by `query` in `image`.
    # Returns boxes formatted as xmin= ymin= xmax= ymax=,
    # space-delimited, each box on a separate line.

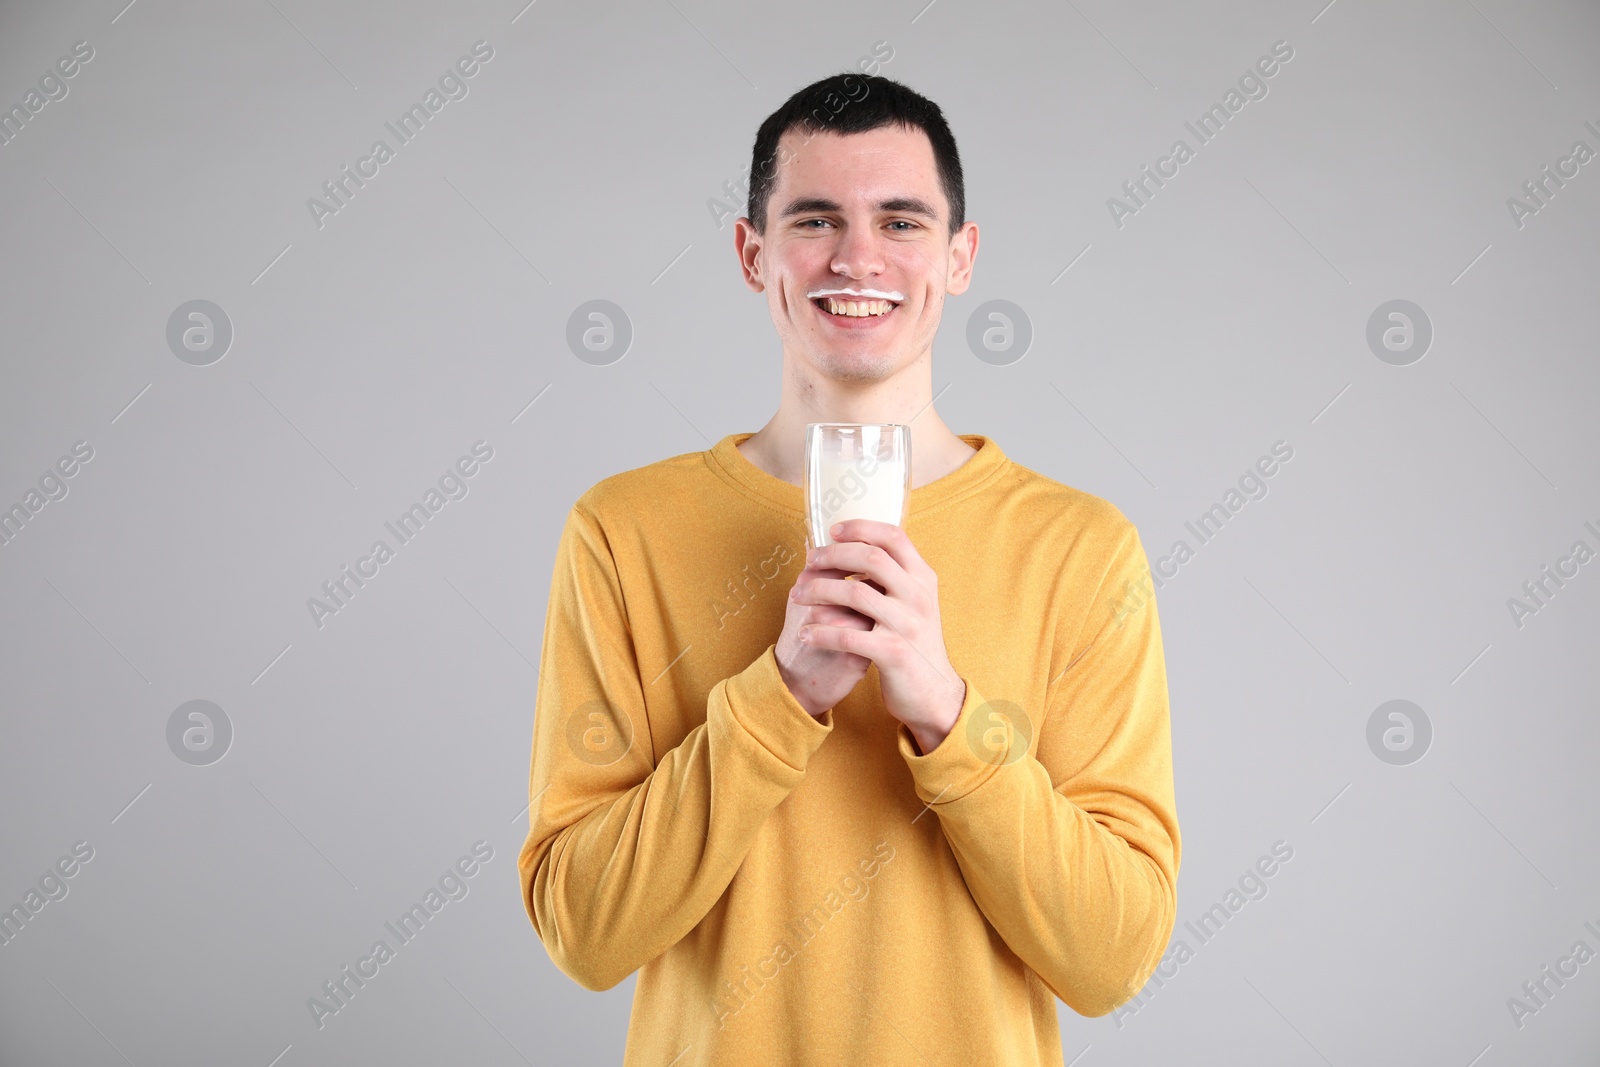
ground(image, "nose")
xmin=828 ymin=221 xmax=887 ymax=280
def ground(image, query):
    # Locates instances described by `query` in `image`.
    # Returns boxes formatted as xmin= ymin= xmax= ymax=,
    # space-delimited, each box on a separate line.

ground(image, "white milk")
xmin=809 ymin=454 xmax=908 ymax=546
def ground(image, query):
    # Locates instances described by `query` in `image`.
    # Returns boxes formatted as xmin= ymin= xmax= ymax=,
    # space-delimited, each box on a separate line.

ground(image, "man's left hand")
xmin=793 ymin=519 xmax=966 ymax=754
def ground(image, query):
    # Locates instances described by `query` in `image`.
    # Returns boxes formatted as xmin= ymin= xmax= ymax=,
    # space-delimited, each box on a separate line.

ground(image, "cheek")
xmin=776 ymin=249 xmax=829 ymax=291
xmin=893 ymin=250 xmax=941 ymax=290
xmin=779 ymin=238 xmax=830 ymax=267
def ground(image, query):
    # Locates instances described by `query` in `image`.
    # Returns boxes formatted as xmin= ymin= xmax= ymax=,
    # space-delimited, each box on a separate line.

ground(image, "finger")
xmin=809 ymin=602 xmax=874 ymax=629
xmin=797 ymin=562 xmax=866 ymax=586
xmin=833 ymin=520 xmax=931 ymax=583
xmin=797 ymin=576 xmax=910 ymax=632
xmin=792 ymin=576 xmax=873 ymax=627
xmin=800 ymin=619 xmax=885 ymax=660
xmin=792 ymin=569 xmax=869 ymax=602
xmin=806 ymin=541 xmax=916 ymax=602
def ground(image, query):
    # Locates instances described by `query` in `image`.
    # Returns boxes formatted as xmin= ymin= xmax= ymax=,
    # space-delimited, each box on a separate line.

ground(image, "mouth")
xmin=811 ymin=296 xmax=900 ymax=326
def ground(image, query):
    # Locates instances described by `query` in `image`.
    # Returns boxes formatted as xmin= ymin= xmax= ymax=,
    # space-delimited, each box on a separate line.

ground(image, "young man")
xmin=518 ymin=73 xmax=1179 ymax=1066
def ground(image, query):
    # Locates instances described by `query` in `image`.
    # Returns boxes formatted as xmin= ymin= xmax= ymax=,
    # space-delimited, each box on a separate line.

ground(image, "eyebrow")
xmin=777 ymin=196 xmax=942 ymax=222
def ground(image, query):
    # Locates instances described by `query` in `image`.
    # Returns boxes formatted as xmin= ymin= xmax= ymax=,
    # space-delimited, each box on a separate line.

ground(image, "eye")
xmin=888 ymin=220 xmax=917 ymax=231
xmin=799 ymin=218 xmax=833 ymax=230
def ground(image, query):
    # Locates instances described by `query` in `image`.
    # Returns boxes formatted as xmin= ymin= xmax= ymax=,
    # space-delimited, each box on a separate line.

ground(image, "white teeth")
xmin=822 ymin=298 xmax=894 ymax=317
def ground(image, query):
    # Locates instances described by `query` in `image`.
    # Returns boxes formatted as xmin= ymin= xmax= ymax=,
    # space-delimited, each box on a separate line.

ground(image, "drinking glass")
xmin=803 ymin=424 xmax=911 ymax=570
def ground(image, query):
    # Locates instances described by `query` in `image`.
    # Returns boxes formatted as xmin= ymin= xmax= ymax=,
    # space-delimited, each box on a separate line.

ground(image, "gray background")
xmin=1 ymin=0 xmax=1596 ymax=1063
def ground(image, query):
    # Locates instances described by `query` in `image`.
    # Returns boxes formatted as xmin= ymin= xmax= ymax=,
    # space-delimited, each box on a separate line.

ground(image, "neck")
xmin=738 ymin=348 xmax=974 ymax=489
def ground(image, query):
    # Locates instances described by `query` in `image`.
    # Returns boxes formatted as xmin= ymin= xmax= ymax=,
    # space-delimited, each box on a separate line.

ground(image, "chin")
xmin=813 ymin=351 xmax=901 ymax=384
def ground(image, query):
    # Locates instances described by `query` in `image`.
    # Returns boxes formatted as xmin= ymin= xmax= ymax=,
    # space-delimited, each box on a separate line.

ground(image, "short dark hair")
xmin=746 ymin=72 xmax=966 ymax=240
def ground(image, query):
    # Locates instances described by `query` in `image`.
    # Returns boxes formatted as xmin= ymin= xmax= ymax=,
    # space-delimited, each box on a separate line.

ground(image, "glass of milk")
xmin=803 ymin=424 xmax=911 ymax=555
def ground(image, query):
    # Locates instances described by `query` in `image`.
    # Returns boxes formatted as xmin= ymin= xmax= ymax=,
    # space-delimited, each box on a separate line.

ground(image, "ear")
xmin=945 ymin=220 xmax=979 ymax=296
xmin=734 ymin=217 xmax=765 ymax=293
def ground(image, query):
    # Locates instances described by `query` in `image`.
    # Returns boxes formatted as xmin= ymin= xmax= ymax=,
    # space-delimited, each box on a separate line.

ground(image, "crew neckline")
xmin=706 ymin=431 xmax=1010 ymax=519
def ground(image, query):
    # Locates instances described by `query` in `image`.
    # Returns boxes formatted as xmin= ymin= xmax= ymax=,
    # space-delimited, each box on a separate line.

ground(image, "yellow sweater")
xmin=518 ymin=432 xmax=1179 ymax=1066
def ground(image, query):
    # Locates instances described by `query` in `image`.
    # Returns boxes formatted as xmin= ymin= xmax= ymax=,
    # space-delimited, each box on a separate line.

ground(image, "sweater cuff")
xmin=720 ymin=643 xmax=834 ymax=770
xmin=896 ymin=675 xmax=1018 ymax=805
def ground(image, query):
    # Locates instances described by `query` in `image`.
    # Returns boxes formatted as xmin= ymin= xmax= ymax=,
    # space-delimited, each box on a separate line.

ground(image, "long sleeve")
xmin=893 ymin=520 xmax=1179 ymax=1017
xmin=517 ymin=498 xmax=835 ymax=991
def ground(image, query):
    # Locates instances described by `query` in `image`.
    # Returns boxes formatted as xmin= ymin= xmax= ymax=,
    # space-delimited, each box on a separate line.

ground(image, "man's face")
xmin=737 ymin=124 xmax=976 ymax=385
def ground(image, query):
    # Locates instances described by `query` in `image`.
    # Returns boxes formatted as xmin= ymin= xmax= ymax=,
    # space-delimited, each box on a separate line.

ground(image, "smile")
xmin=812 ymin=296 xmax=899 ymax=320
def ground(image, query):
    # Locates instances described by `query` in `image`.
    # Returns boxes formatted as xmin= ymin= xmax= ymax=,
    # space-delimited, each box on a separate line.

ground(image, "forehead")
xmin=770 ymin=124 xmax=943 ymax=214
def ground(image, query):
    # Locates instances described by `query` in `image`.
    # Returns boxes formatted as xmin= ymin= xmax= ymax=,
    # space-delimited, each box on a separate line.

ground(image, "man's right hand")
xmin=775 ymin=553 xmax=875 ymax=719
